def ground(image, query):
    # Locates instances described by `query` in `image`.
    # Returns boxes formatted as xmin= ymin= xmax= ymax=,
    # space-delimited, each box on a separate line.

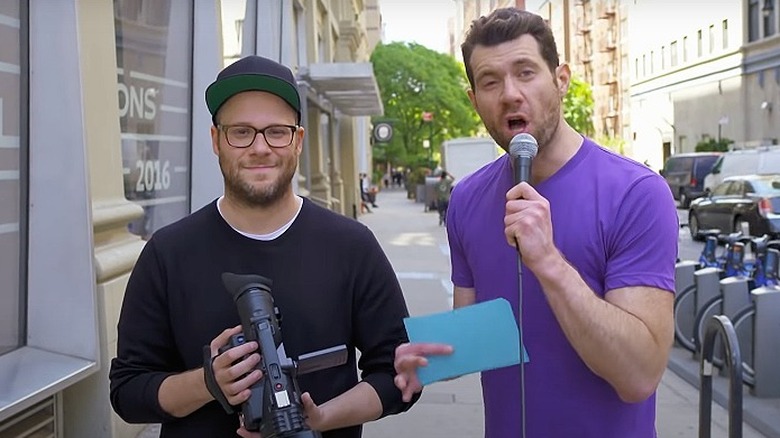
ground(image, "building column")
xmin=307 ymin=106 xmax=332 ymax=208
xmin=62 ymin=1 xmax=145 ymax=437
xmin=330 ymin=113 xmax=345 ymax=215
xmin=339 ymin=115 xmax=361 ymax=218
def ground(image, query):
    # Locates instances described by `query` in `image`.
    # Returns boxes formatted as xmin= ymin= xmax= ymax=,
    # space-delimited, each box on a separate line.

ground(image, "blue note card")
xmin=403 ymin=298 xmax=529 ymax=386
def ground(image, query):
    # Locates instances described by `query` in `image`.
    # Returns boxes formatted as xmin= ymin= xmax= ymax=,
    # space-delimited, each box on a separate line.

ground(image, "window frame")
xmin=0 ymin=0 xmax=99 ymax=422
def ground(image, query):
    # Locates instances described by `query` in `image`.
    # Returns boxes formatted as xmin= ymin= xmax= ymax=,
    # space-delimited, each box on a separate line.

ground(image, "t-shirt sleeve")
xmin=604 ymin=174 xmax=679 ymax=294
xmin=109 ymin=238 xmax=181 ymax=424
xmin=447 ymin=186 xmax=474 ymax=289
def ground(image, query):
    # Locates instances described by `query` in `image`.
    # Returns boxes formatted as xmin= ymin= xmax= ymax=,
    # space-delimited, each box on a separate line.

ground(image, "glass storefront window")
xmin=114 ymin=0 xmax=193 ymax=240
xmin=0 ymin=2 xmax=23 ymax=356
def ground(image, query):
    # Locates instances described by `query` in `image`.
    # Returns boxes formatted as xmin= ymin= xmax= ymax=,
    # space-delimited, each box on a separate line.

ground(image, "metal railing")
xmin=699 ymin=315 xmax=743 ymax=438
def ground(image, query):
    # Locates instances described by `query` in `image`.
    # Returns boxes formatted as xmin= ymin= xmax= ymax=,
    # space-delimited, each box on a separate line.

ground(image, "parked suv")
xmin=661 ymin=152 xmax=721 ymax=208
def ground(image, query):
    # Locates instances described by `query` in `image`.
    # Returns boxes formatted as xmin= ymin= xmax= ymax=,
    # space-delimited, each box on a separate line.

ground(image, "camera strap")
xmin=202 ymin=345 xmax=235 ymax=414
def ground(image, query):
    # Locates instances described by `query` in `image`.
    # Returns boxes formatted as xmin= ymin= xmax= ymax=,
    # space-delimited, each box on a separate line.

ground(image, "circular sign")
xmin=373 ymin=122 xmax=393 ymax=143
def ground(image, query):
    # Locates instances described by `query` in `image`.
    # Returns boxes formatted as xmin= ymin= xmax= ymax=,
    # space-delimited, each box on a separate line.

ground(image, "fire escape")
xmin=574 ymin=0 xmax=594 ymax=85
xmin=596 ymin=0 xmax=619 ymax=138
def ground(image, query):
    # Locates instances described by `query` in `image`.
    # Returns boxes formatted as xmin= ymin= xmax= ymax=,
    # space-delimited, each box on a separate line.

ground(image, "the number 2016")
xmin=135 ymin=160 xmax=171 ymax=192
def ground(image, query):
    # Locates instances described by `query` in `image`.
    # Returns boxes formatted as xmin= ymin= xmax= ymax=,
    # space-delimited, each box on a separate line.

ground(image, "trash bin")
xmin=415 ymin=184 xmax=426 ymax=204
xmin=424 ymin=176 xmax=439 ymax=212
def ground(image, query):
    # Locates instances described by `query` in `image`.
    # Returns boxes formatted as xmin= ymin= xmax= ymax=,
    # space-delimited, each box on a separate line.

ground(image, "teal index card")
xmin=403 ymin=298 xmax=528 ymax=386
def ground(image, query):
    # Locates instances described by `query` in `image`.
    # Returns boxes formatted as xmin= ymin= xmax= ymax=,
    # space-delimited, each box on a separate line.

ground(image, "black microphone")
xmin=509 ymin=133 xmax=539 ymax=185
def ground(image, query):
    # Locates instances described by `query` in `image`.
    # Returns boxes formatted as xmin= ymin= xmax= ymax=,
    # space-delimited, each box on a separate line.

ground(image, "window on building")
xmin=642 ymin=53 xmax=646 ymax=76
xmin=650 ymin=50 xmax=654 ymax=74
xmin=683 ymin=36 xmax=688 ymax=62
xmin=0 ymin=1 xmax=24 ymax=357
xmin=748 ymin=0 xmax=760 ymax=42
xmin=235 ymin=19 xmax=243 ymax=48
xmin=114 ymin=0 xmax=193 ymax=240
xmin=670 ymin=40 xmax=678 ymax=67
xmin=294 ymin=4 xmax=305 ymax=67
xmin=722 ymin=19 xmax=729 ymax=48
xmin=709 ymin=24 xmax=715 ymax=53
xmin=697 ymin=29 xmax=703 ymax=56
xmin=634 ymin=57 xmax=639 ymax=79
xmin=317 ymin=33 xmax=325 ymax=63
xmin=765 ymin=1 xmax=776 ymax=37
xmin=661 ymin=45 xmax=666 ymax=69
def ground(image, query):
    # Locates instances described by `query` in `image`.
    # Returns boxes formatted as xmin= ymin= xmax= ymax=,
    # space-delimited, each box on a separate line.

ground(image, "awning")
xmin=302 ymin=62 xmax=384 ymax=116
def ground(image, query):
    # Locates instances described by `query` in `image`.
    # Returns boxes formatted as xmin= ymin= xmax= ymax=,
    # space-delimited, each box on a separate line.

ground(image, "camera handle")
xmin=203 ymin=345 xmax=235 ymax=414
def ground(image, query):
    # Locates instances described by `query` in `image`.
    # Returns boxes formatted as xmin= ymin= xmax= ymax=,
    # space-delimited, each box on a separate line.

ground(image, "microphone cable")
xmin=515 ymin=240 xmax=527 ymax=438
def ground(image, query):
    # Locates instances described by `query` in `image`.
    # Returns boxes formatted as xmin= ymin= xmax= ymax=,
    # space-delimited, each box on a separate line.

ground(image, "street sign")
xmin=373 ymin=122 xmax=393 ymax=143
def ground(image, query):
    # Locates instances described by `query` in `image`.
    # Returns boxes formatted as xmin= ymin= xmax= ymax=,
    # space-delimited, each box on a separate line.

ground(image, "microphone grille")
xmin=509 ymin=133 xmax=538 ymax=159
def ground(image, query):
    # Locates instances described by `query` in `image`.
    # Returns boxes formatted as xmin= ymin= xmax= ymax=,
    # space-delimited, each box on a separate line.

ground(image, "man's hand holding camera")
xmin=209 ymin=325 xmax=262 ymax=406
xmin=209 ymin=325 xmax=326 ymax=437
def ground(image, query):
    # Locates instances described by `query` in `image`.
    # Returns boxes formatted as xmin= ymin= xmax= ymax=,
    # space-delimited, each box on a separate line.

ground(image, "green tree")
xmin=695 ymin=137 xmax=733 ymax=152
xmin=563 ymin=75 xmax=594 ymax=137
xmin=596 ymin=135 xmax=626 ymax=155
xmin=370 ymin=42 xmax=481 ymax=169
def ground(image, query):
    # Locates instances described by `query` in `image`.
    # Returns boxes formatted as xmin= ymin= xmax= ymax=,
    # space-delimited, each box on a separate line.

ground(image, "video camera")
xmin=204 ymin=272 xmax=347 ymax=438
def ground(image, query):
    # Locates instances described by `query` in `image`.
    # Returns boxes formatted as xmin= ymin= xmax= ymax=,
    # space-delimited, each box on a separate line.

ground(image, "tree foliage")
xmin=563 ymin=75 xmax=594 ymax=137
xmin=370 ymin=42 xmax=481 ymax=169
xmin=695 ymin=137 xmax=733 ymax=152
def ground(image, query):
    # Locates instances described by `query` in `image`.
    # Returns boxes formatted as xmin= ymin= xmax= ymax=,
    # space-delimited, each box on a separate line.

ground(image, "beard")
xmin=529 ymin=97 xmax=562 ymax=151
xmin=219 ymin=153 xmax=297 ymax=208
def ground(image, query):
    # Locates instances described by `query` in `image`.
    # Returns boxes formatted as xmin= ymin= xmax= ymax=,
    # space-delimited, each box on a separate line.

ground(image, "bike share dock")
xmin=673 ymin=232 xmax=780 ymax=438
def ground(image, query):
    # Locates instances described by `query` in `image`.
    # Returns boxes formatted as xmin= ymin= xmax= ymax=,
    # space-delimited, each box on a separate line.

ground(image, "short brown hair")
xmin=461 ymin=8 xmax=559 ymax=90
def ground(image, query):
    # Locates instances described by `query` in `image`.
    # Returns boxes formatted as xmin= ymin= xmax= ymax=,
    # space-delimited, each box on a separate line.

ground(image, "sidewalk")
xmin=359 ymin=188 xmax=769 ymax=438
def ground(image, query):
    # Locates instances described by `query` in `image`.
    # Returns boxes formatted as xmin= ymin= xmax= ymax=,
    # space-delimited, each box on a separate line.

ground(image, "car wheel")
xmin=689 ymin=212 xmax=701 ymax=240
xmin=680 ymin=192 xmax=690 ymax=208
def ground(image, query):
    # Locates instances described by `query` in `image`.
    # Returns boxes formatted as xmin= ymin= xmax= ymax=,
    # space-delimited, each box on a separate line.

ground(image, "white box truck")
xmin=441 ymin=137 xmax=502 ymax=185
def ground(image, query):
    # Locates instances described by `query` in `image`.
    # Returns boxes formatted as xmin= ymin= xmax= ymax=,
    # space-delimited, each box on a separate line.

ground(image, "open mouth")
xmin=507 ymin=117 xmax=527 ymax=132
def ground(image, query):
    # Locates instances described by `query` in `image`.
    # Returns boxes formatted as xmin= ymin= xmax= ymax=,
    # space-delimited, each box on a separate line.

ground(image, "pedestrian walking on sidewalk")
xmin=109 ymin=55 xmax=418 ymax=438
xmin=393 ymin=7 xmax=678 ymax=438
xmin=435 ymin=171 xmax=453 ymax=226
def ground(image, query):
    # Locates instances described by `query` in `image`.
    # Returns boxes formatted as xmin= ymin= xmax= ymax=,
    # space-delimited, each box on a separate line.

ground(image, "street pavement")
xmin=359 ymin=188 xmax=769 ymax=438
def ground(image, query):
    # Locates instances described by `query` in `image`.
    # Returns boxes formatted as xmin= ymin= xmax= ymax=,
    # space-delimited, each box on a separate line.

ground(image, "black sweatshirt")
xmin=109 ymin=198 xmax=416 ymax=437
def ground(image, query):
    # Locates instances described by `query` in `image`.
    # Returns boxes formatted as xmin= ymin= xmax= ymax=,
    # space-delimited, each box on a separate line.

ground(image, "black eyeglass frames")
xmin=218 ymin=124 xmax=298 ymax=148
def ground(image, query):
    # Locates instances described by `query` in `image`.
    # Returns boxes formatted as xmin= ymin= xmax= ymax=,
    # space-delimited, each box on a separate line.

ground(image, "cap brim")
xmin=205 ymin=74 xmax=301 ymax=118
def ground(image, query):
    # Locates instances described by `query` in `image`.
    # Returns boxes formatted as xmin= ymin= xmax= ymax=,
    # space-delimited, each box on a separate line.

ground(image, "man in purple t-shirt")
xmin=394 ymin=8 xmax=678 ymax=438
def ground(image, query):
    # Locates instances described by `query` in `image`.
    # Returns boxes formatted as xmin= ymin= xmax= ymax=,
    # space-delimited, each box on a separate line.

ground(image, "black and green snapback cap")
xmin=205 ymin=55 xmax=301 ymax=123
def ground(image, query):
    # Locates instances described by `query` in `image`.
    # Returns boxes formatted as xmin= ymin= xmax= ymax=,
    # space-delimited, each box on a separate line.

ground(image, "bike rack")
xmin=674 ymin=261 xmax=700 ymax=350
xmin=731 ymin=305 xmax=756 ymax=388
xmin=682 ymin=267 xmax=722 ymax=357
xmin=690 ymin=276 xmax=758 ymax=386
xmin=699 ymin=315 xmax=743 ymax=438
xmin=719 ymin=277 xmax=753 ymax=376
xmin=750 ymin=285 xmax=780 ymax=397
xmin=676 ymin=260 xmax=699 ymax=294
xmin=694 ymin=268 xmax=723 ymax=322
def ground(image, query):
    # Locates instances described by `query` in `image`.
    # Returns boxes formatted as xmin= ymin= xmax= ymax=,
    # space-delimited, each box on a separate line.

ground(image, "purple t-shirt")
xmin=447 ymin=137 xmax=678 ymax=438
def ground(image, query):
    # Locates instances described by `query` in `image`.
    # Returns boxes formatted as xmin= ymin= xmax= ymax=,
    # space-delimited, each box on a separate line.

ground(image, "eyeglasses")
xmin=218 ymin=124 xmax=298 ymax=148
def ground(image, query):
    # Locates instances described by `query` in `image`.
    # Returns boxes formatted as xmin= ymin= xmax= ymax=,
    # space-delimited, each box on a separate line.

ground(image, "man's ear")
xmin=294 ymin=126 xmax=305 ymax=156
xmin=555 ymin=63 xmax=571 ymax=99
xmin=467 ymin=88 xmax=478 ymax=111
xmin=210 ymin=125 xmax=220 ymax=156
